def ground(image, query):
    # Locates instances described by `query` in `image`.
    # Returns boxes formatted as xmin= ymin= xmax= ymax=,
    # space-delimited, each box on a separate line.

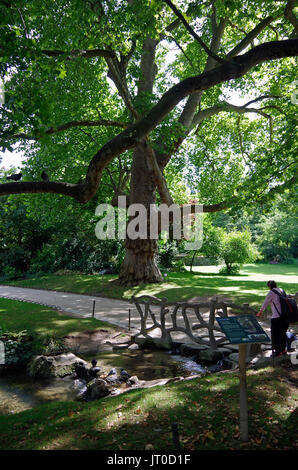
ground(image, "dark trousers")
xmin=271 ymin=317 xmax=289 ymax=355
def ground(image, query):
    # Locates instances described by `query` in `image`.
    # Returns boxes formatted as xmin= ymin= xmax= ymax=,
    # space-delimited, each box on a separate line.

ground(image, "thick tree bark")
xmin=118 ymin=145 xmax=163 ymax=286
xmin=118 ymin=36 xmax=163 ymax=286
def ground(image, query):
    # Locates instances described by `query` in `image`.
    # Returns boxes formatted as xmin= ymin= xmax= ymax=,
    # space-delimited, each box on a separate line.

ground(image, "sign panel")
xmin=216 ymin=315 xmax=270 ymax=344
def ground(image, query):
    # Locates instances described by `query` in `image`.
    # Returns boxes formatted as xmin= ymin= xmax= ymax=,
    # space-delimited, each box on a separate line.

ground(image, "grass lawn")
xmin=0 ymin=365 xmax=297 ymax=450
xmin=0 ymin=298 xmax=118 ymax=337
xmin=2 ymin=263 xmax=298 ymax=309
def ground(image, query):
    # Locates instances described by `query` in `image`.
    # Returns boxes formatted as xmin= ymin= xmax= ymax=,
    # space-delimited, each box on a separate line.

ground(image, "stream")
xmin=0 ymin=350 xmax=207 ymax=415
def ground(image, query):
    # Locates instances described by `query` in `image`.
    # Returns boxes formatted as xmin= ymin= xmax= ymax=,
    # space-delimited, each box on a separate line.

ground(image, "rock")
xmin=134 ymin=336 xmax=172 ymax=350
xmin=152 ymin=337 xmax=172 ymax=350
xmin=198 ymin=347 xmax=231 ymax=363
xmin=105 ymin=368 xmax=120 ymax=384
xmin=180 ymin=342 xmax=208 ymax=357
xmin=250 ymin=354 xmax=291 ymax=369
xmin=228 ymin=353 xmax=240 ymax=364
xmin=221 ymin=343 xmax=239 ymax=352
xmin=27 ymin=353 xmax=87 ymax=378
xmin=112 ymin=343 xmax=129 ymax=350
xmin=221 ymin=358 xmax=237 ymax=370
xmin=145 ymin=444 xmax=154 ymax=450
xmin=75 ymin=362 xmax=92 ymax=382
xmin=247 ymin=343 xmax=263 ymax=357
xmin=120 ymin=368 xmax=130 ymax=382
xmin=128 ymin=343 xmax=139 ymax=350
xmin=127 ymin=375 xmax=140 ymax=387
xmin=73 ymin=379 xmax=87 ymax=397
xmin=81 ymin=378 xmax=111 ymax=401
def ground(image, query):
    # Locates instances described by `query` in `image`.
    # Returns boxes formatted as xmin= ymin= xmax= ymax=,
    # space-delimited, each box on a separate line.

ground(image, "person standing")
xmin=257 ymin=280 xmax=289 ymax=357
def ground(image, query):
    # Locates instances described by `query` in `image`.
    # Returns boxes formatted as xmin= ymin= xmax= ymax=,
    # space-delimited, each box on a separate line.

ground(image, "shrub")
xmin=29 ymin=244 xmax=57 ymax=274
xmin=2 ymin=266 xmax=22 ymax=280
xmin=158 ymin=239 xmax=179 ymax=269
xmin=220 ymin=231 xmax=259 ymax=274
xmin=0 ymin=329 xmax=35 ymax=367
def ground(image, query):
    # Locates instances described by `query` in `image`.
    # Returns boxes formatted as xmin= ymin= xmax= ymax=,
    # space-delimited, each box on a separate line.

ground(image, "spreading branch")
xmin=226 ymin=15 xmax=277 ymax=59
xmin=163 ymin=0 xmax=225 ymax=64
xmin=40 ymin=48 xmax=117 ymax=60
xmin=0 ymin=39 xmax=297 ymax=205
xmin=192 ymin=96 xmax=281 ymax=130
xmin=3 ymin=119 xmax=128 ymax=141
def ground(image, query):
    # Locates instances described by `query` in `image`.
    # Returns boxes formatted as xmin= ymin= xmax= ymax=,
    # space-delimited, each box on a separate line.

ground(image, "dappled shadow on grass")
xmin=0 ymin=298 xmax=115 ymax=337
xmin=0 ymin=365 xmax=296 ymax=451
xmin=241 ymin=264 xmax=298 ymax=277
xmin=127 ymin=272 xmax=297 ymax=306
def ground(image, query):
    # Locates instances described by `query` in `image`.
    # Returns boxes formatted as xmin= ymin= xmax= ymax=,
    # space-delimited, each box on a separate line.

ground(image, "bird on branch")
xmin=6 ymin=172 xmax=22 ymax=181
xmin=41 ymin=171 xmax=49 ymax=182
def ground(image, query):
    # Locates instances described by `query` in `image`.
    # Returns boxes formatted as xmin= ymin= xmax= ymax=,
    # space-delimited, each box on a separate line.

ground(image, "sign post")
xmin=238 ymin=343 xmax=248 ymax=441
xmin=216 ymin=315 xmax=270 ymax=442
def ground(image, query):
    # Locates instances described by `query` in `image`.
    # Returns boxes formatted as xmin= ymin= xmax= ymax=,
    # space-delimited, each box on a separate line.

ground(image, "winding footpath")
xmin=0 ymin=285 xmax=273 ymax=341
xmin=0 ymin=285 xmax=137 ymax=331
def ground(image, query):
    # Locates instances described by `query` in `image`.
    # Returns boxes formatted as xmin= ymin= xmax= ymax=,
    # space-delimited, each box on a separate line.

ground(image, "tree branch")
xmin=106 ymin=52 xmax=139 ymax=120
xmin=1 ymin=39 xmax=297 ymax=202
xmin=163 ymin=0 xmax=225 ymax=64
xmin=40 ymin=48 xmax=117 ymax=60
xmin=285 ymin=0 xmax=298 ymax=36
xmin=192 ymin=95 xmax=281 ymax=130
xmin=3 ymin=119 xmax=128 ymax=141
xmin=226 ymin=16 xmax=276 ymax=59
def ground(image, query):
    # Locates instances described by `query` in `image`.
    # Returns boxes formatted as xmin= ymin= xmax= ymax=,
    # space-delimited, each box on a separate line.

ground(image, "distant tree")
xmin=257 ymin=211 xmax=298 ymax=262
xmin=219 ymin=231 xmax=259 ymax=274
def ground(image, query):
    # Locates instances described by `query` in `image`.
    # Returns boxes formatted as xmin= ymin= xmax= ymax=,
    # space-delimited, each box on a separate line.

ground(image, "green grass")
xmin=0 ymin=298 xmax=117 ymax=338
xmin=3 ymin=263 xmax=298 ymax=309
xmin=0 ymin=365 xmax=296 ymax=450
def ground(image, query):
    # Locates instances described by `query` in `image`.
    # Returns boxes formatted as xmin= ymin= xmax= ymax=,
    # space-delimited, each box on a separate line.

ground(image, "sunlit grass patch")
xmin=0 ymin=298 xmax=117 ymax=337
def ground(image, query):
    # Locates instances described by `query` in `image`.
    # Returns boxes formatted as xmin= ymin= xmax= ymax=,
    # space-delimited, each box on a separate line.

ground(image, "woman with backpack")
xmin=257 ymin=280 xmax=289 ymax=357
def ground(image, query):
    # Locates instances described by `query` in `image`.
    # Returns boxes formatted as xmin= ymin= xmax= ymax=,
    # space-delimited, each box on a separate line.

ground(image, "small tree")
xmin=220 ymin=231 xmax=258 ymax=274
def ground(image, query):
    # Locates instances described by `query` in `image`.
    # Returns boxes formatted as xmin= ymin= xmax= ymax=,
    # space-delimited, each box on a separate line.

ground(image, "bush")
xmin=158 ymin=239 xmax=179 ymax=269
xmin=2 ymin=266 xmax=23 ymax=280
xmin=29 ymin=244 xmax=57 ymax=274
xmin=0 ymin=329 xmax=35 ymax=367
xmin=170 ymin=259 xmax=186 ymax=272
xmin=219 ymin=265 xmax=241 ymax=275
xmin=36 ymin=335 xmax=67 ymax=355
xmin=220 ymin=231 xmax=259 ymax=274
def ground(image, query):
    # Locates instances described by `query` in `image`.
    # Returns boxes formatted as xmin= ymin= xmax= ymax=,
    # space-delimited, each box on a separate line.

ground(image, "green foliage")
xmin=0 ymin=0 xmax=297 ymax=286
xmin=35 ymin=335 xmax=67 ymax=356
xmin=0 ymin=329 xmax=35 ymax=367
xmin=157 ymin=238 xmax=179 ymax=269
xmin=219 ymin=230 xmax=259 ymax=274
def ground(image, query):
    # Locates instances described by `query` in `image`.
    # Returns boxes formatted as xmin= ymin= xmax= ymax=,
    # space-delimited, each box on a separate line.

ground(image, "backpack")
xmin=272 ymin=288 xmax=298 ymax=323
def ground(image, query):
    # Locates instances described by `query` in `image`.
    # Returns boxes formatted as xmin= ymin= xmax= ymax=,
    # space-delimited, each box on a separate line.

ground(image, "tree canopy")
xmin=0 ymin=0 xmax=297 ymax=285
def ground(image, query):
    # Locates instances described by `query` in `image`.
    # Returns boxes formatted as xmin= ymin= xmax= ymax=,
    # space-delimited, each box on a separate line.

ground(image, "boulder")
xmin=27 ymin=353 xmax=87 ymax=378
xmin=180 ymin=342 xmax=208 ymax=357
xmin=128 ymin=343 xmax=139 ymax=351
xmin=105 ymin=369 xmax=121 ymax=385
xmin=134 ymin=336 xmax=172 ymax=350
xmin=127 ymin=375 xmax=140 ymax=387
xmin=81 ymin=378 xmax=111 ymax=401
xmin=198 ymin=347 xmax=231 ymax=363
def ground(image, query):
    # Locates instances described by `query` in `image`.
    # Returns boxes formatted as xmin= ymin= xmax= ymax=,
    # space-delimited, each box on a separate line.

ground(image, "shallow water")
xmin=81 ymin=349 xmax=206 ymax=380
xmin=0 ymin=350 xmax=206 ymax=415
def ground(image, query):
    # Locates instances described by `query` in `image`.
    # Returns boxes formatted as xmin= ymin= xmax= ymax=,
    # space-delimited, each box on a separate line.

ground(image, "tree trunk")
xmin=118 ymin=145 xmax=163 ymax=286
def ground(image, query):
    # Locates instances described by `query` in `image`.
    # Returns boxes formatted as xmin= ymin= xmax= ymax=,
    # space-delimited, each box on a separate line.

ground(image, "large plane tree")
xmin=0 ymin=0 xmax=297 ymax=285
